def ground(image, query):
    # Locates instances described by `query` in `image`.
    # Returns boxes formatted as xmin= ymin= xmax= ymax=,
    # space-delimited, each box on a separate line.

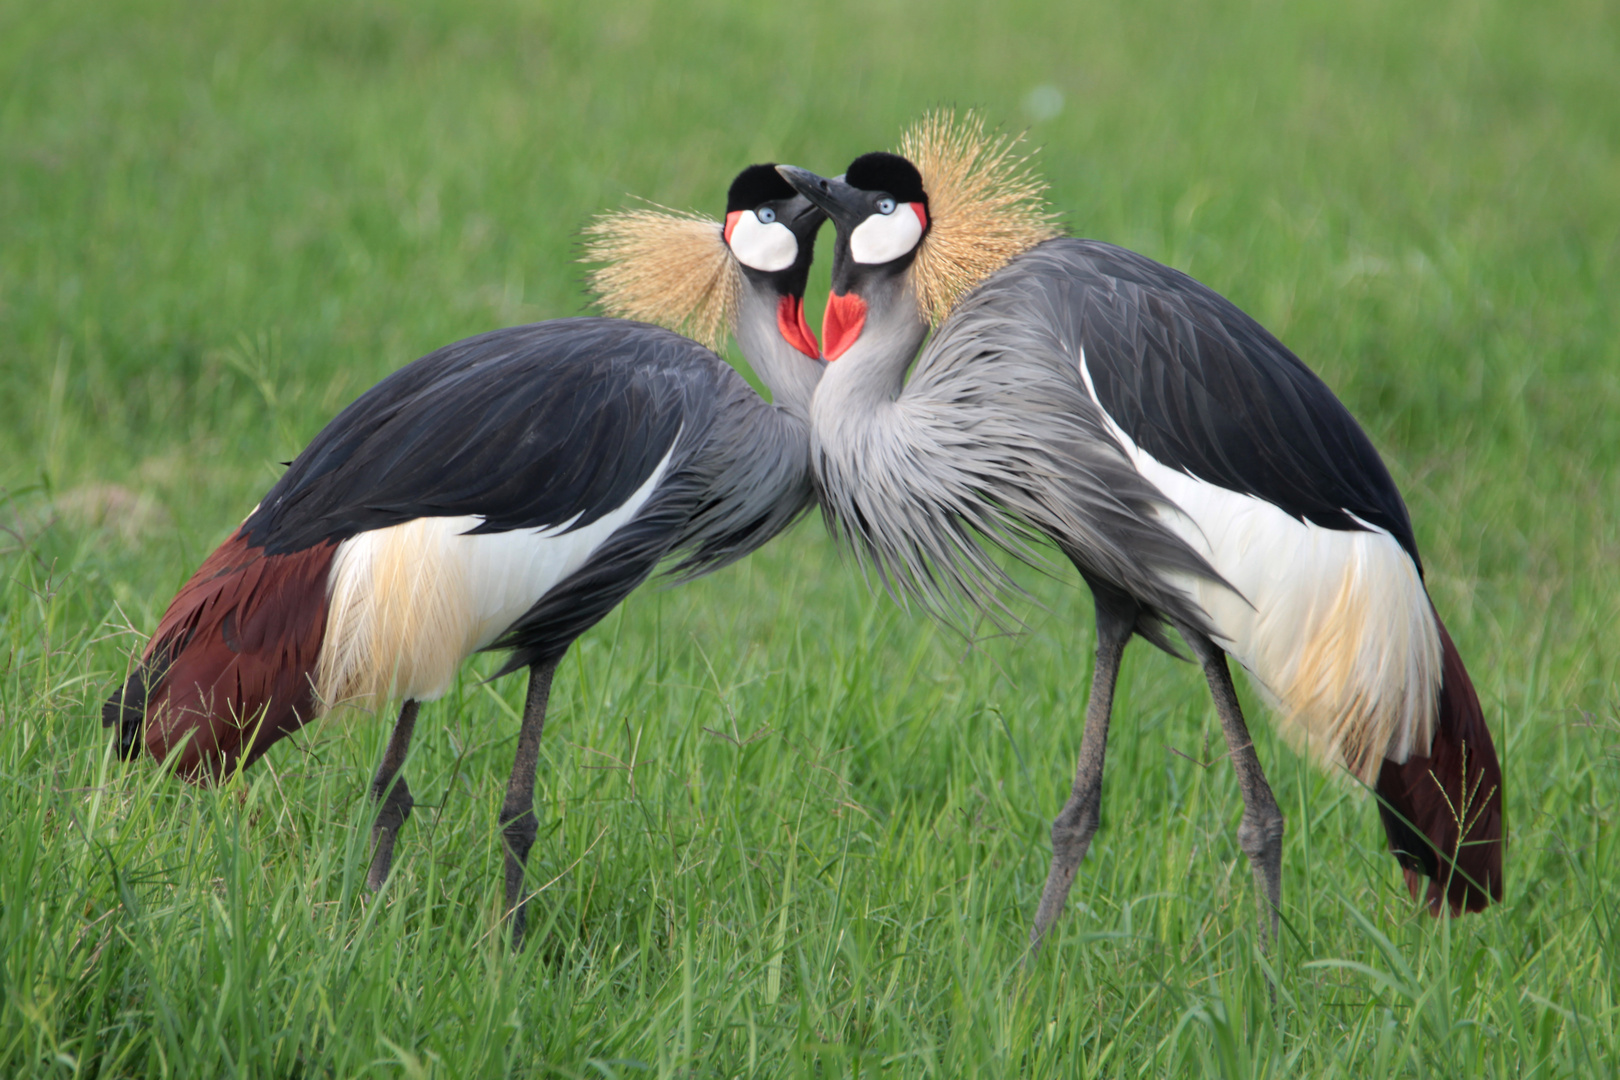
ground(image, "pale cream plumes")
xmin=1266 ymin=538 xmax=1441 ymax=784
xmin=1079 ymin=355 xmax=1442 ymax=786
xmin=315 ymin=518 xmax=481 ymax=711
xmin=1160 ymin=493 xmax=1442 ymax=786
xmin=899 ymin=110 xmax=1062 ymax=325
xmin=312 ymin=450 xmax=677 ymax=715
xmin=582 ymin=207 xmax=741 ymax=352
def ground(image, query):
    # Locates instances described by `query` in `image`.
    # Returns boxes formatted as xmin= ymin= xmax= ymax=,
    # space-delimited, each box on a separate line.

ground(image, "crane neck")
xmin=734 ymin=284 xmax=825 ymax=424
xmin=810 ymin=275 xmax=931 ymax=424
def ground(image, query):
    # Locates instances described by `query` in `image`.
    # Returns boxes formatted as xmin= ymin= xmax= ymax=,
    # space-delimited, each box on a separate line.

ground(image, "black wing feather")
xmin=1026 ymin=239 xmax=1421 ymax=570
xmin=244 ymin=318 xmax=724 ymax=555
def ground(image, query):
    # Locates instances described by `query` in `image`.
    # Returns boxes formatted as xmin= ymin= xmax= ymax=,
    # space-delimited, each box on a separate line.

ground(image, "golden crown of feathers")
xmin=581 ymin=206 xmax=740 ymax=352
xmin=900 ymin=110 xmax=1062 ymax=323
xmin=581 ymin=110 xmax=1061 ymax=345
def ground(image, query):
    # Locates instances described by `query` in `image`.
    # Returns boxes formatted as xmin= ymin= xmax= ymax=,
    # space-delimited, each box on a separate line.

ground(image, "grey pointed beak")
xmin=776 ymin=165 xmax=868 ymax=230
xmin=787 ymin=193 xmax=826 ymax=228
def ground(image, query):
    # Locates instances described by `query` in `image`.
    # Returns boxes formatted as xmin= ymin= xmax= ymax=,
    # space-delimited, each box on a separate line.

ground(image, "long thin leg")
xmin=366 ymin=699 xmax=420 ymax=892
xmin=501 ymin=658 xmax=558 ymax=950
xmin=1028 ymin=598 xmax=1136 ymax=956
xmin=1179 ymin=625 xmax=1286 ymax=948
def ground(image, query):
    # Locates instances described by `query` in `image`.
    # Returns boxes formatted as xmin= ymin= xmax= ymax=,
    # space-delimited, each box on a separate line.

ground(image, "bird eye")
xmin=876 ymin=197 xmax=896 ymax=215
xmin=756 ymin=206 xmax=777 ymax=223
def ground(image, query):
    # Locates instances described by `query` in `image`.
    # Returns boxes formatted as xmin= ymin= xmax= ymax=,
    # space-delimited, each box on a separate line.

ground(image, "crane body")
xmin=108 ymin=320 xmax=808 ymax=770
xmin=106 ymin=167 xmax=827 ymax=946
xmin=779 ymin=115 xmax=1502 ymax=949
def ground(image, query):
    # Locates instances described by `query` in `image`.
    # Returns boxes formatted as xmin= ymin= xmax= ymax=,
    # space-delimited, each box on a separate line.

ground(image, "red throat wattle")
xmin=775 ymin=295 xmax=821 ymax=359
xmin=821 ymin=292 xmax=868 ymax=361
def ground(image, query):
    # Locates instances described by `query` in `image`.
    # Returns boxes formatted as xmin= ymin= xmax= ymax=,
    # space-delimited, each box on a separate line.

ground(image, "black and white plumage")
xmin=931 ymin=241 xmax=1444 ymax=778
xmin=104 ymin=167 xmax=828 ymax=947
xmin=263 ymin=318 xmax=813 ymax=702
xmin=779 ymin=121 xmax=1502 ymax=949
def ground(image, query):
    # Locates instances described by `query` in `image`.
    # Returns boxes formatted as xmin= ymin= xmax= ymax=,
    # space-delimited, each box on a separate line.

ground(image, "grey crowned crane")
xmin=777 ymin=113 xmax=1503 ymax=951
xmin=103 ymin=165 xmax=827 ymax=947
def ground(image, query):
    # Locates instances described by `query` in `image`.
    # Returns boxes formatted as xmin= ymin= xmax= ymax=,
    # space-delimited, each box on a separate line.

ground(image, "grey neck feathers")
xmin=810 ymin=276 xmax=931 ymax=423
xmin=733 ymin=284 xmax=824 ymax=423
xmin=808 ymin=273 xmax=1023 ymax=623
xmin=805 ymin=254 xmax=1221 ymax=633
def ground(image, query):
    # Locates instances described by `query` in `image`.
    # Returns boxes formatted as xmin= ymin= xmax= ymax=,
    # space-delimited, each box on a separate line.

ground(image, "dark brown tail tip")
xmin=102 ymin=668 xmax=150 ymax=760
xmin=1376 ymin=617 xmax=1504 ymax=916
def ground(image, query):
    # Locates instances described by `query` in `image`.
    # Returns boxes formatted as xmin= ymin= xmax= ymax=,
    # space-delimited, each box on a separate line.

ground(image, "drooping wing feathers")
xmin=1376 ymin=615 xmax=1504 ymax=913
xmin=1010 ymin=241 xmax=1422 ymax=569
xmin=245 ymin=320 xmax=713 ymax=557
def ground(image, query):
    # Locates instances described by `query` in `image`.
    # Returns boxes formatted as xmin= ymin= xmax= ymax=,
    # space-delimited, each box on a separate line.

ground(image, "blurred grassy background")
xmin=2 ymin=0 xmax=1617 ymax=1076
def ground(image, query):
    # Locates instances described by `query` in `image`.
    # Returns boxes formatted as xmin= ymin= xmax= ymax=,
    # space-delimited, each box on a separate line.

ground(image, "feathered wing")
xmin=1005 ymin=239 xmax=1442 ymax=780
xmin=245 ymin=320 xmax=702 ymax=554
xmin=1006 ymin=239 xmax=1501 ymax=905
xmin=106 ymin=319 xmax=745 ymax=780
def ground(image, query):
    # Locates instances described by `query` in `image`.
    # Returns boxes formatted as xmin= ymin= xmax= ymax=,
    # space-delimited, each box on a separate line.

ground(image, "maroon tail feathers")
xmin=1374 ymin=615 xmax=1504 ymax=914
xmin=102 ymin=529 xmax=336 ymax=783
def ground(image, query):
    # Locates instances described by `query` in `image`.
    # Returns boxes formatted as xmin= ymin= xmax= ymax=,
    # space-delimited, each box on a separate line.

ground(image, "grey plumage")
xmin=784 ymin=142 xmax=1501 ymax=949
xmin=478 ymin=319 xmax=816 ymax=674
xmin=810 ymin=242 xmax=1222 ymax=645
xmin=110 ymin=167 xmax=829 ymax=951
xmin=657 ymin=364 xmax=815 ymax=582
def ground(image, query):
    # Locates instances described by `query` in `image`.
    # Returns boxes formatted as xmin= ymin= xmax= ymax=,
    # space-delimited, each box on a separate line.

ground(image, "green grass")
xmin=3 ymin=0 xmax=1618 ymax=1075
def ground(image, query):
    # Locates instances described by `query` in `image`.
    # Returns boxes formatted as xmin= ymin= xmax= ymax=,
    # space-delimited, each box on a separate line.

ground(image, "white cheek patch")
xmin=727 ymin=211 xmax=798 ymax=272
xmin=849 ymin=203 xmax=925 ymax=264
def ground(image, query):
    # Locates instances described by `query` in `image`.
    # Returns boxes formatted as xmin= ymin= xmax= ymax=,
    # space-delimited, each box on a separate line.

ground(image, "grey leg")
xmin=366 ymin=699 xmax=420 ymax=892
xmin=1180 ymin=625 xmax=1286 ymax=948
xmin=500 ymin=658 xmax=557 ymax=950
xmin=1028 ymin=600 xmax=1135 ymax=956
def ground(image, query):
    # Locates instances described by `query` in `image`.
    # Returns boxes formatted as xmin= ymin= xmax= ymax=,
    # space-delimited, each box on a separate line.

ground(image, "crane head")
xmin=724 ymin=164 xmax=827 ymax=359
xmin=777 ymin=155 xmax=930 ymax=360
xmin=781 ymin=112 xmax=1060 ymax=359
xmin=582 ymin=165 xmax=826 ymax=358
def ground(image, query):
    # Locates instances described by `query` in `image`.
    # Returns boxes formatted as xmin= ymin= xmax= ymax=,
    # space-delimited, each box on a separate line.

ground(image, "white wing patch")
xmin=727 ymin=211 xmax=798 ymax=273
xmin=850 ymin=204 xmax=925 ymax=265
xmin=315 ymin=443 xmax=677 ymax=710
xmin=1079 ymin=353 xmax=1440 ymax=783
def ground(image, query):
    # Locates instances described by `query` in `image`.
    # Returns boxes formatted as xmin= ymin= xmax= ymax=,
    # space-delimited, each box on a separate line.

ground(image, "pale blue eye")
xmin=757 ymin=206 xmax=776 ymax=223
xmin=876 ymin=197 xmax=896 ymax=215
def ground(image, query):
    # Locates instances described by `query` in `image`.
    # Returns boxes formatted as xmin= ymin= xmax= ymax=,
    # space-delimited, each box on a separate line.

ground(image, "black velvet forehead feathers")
xmin=726 ymin=164 xmax=796 ymax=213
xmin=844 ymin=152 xmax=927 ymax=205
